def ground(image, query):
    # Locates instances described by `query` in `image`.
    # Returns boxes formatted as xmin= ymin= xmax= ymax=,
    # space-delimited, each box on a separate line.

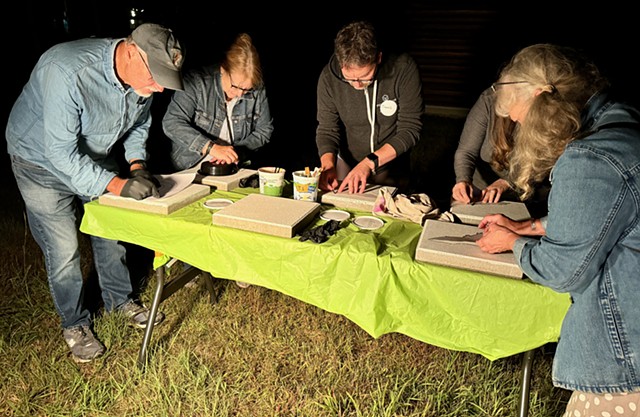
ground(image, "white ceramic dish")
xmin=353 ymin=215 xmax=384 ymax=230
xmin=320 ymin=209 xmax=350 ymax=222
xmin=203 ymin=198 xmax=234 ymax=210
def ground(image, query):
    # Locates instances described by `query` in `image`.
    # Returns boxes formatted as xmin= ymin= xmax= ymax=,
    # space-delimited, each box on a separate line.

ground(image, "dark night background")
xmin=1 ymin=1 xmax=637 ymax=187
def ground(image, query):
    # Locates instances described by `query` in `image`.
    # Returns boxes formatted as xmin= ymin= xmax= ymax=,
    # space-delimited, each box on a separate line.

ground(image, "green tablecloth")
xmin=80 ymin=188 xmax=570 ymax=361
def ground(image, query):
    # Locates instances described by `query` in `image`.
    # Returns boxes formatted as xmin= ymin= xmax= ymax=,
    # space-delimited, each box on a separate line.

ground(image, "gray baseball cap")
xmin=131 ymin=23 xmax=185 ymax=90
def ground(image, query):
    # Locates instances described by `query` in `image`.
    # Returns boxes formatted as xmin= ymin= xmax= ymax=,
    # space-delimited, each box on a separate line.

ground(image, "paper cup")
xmin=258 ymin=167 xmax=285 ymax=196
xmin=292 ymin=170 xmax=319 ymax=201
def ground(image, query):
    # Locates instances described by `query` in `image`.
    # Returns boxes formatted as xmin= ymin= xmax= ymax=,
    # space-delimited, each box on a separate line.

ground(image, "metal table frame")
xmin=137 ymin=265 xmax=216 ymax=369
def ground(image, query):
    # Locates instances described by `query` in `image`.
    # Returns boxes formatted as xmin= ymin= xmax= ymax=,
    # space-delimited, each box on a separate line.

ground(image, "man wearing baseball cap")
xmin=131 ymin=23 xmax=185 ymax=92
xmin=5 ymin=23 xmax=185 ymax=363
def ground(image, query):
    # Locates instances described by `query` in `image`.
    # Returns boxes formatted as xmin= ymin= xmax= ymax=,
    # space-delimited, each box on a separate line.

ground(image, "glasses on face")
xmin=228 ymin=73 xmax=254 ymax=95
xmin=340 ymin=64 xmax=377 ymax=85
xmin=491 ymin=81 xmax=529 ymax=93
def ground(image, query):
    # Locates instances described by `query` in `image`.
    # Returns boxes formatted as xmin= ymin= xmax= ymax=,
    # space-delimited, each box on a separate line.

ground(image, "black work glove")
xmin=120 ymin=176 xmax=160 ymax=200
xmin=130 ymin=167 xmax=161 ymax=188
xmin=299 ymin=220 xmax=341 ymax=243
xmin=239 ymin=173 xmax=259 ymax=188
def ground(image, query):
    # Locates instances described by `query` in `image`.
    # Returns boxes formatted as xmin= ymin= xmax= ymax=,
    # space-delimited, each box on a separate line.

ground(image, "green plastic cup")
xmin=258 ymin=167 xmax=285 ymax=197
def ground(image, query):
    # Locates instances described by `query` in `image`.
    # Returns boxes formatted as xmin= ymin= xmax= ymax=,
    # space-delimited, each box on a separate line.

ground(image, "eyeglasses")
xmin=340 ymin=76 xmax=375 ymax=85
xmin=491 ymin=81 xmax=529 ymax=92
xmin=136 ymin=49 xmax=155 ymax=83
xmin=340 ymin=64 xmax=378 ymax=85
xmin=228 ymin=73 xmax=254 ymax=94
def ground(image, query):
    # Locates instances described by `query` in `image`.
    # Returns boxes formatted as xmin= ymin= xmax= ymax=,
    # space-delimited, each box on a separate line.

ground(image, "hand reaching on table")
xmin=130 ymin=166 xmax=160 ymax=188
xmin=476 ymin=219 xmax=519 ymax=254
xmin=107 ymin=176 xmax=160 ymax=200
xmin=451 ymin=181 xmax=479 ymax=204
xmin=319 ymin=166 xmax=339 ymax=192
xmin=126 ymin=160 xmax=160 ymax=199
xmin=122 ymin=177 xmax=160 ymax=199
xmin=476 ymin=213 xmax=544 ymax=253
xmin=480 ymin=179 xmax=512 ymax=203
xmin=337 ymin=160 xmax=371 ymax=194
xmin=209 ymin=143 xmax=239 ymax=164
xmin=478 ymin=213 xmax=516 ymax=231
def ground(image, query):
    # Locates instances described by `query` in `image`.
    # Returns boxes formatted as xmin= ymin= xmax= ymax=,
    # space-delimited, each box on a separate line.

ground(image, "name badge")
xmin=379 ymin=99 xmax=397 ymax=116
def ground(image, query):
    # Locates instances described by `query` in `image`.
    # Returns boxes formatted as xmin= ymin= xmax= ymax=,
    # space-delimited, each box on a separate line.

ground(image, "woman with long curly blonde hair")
xmin=493 ymin=44 xmax=608 ymax=199
xmin=477 ymin=44 xmax=640 ymax=417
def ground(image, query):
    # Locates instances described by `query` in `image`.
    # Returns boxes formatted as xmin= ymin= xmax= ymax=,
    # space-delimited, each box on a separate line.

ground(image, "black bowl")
xmin=198 ymin=161 xmax=238 ymax=176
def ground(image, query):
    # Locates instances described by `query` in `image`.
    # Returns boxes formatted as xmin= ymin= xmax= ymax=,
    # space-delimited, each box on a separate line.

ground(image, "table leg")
xmin=136 ymin=265 xmax=215 ymax=370
xmin=201 ymin=272 xmax=217 ymax=304
xmin=517 ymin=349 xmax=535 ymax=417
xmin=137 ymin=266 xmax=165 ymax=370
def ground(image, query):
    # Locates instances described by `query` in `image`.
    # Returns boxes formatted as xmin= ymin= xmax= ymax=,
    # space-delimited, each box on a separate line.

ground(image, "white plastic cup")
xmin=292 ymin=170 xmax=320 ymax=201
xmin=258 ymin=167 xmax=286 ymax=196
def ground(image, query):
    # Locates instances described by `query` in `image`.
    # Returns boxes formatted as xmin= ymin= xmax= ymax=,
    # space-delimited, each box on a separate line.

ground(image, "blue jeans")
xmin=10 ymin=155 xmax=132 ymax=329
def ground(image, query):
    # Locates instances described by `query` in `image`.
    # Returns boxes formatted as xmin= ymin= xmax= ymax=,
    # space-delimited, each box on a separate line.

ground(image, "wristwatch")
xmin=366 ymin=153 xmax=379 ymax=174
xmin=129 ymin=159 xmax=147 ymax=169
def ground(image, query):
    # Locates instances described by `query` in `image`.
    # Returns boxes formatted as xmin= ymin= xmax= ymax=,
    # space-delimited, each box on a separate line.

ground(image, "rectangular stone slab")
xmin=450 ymin=201 xmax=531 ymax=225
xmin=180 ymin=166 xmax=258 ymax=191
xmin=212 ymin=193 xmax=321 ymax=238
xmin=198 ymin=168 xmax=257 ymax=191
xmin=98 ymin=184 xmax=210 ymax=215
xmin=415 ymin=219 xmax=523 ymax=279
xmin=319 ymin=184 xmax=397 ymax=212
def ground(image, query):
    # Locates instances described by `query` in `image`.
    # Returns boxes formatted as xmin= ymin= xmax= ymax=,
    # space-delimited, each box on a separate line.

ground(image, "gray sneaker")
xmin=118 ymin=300 xmax=165 ymax=329
xmin=63 ymin=325 xmax=106 ymax=363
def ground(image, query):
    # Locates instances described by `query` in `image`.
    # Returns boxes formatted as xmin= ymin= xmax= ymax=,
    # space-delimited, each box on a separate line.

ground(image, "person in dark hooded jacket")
xmin=315 ymin=20 xmax=424 ymax=194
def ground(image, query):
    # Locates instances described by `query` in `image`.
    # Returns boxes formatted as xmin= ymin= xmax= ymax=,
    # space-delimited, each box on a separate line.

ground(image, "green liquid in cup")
xmin=263 ymin=184 xmax=283 ymax=196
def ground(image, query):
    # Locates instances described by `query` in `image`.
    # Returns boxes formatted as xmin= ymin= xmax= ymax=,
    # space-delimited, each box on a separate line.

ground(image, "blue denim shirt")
xmin=5 ymin=38 xmax=152 ymax=198
xmin=162 ymin=65 xmax=273 ymax=170
xmin=513 ymin=92 xmax=640 ymax=393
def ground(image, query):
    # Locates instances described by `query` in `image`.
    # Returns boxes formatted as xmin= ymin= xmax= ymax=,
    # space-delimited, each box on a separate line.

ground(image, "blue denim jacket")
xmin=5 ymin=38 xmax=152 ymax=197
xmin=513 ymin=92 xmax=640 ymax=393
xmin=162 ymin=65 xmax=273 ymax=170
